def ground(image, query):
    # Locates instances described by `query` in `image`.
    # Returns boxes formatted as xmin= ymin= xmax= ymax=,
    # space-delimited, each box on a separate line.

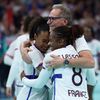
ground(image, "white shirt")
xmin=75 ymin=35 xmax=90 ymax=52
xmin=6 ymin=34 xmax=29 ymax=88
xmin=22 ymin=45 xmax=89 ymax=100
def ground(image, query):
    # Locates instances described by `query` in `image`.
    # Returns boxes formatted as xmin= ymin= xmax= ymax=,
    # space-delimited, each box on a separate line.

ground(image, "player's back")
xmin=45 ymin=45 xmax=88 ymax=100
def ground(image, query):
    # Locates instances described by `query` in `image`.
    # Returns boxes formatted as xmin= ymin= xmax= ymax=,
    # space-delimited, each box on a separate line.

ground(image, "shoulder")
xmin=16 ymin=34 xmax=29 ymax=41
xmin=93 ymin=39 xmax=100 ymax=44
xmin=76 ymin=35 xmax=84 ymax=41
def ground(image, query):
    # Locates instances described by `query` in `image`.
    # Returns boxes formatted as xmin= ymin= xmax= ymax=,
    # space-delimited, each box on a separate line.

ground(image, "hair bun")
xmin=72 ymin=24 xmax=84 ymax=39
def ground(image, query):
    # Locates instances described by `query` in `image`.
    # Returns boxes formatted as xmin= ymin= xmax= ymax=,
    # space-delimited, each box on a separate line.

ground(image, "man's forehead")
xmin=49 ymin=8 xmax=61 ymax=17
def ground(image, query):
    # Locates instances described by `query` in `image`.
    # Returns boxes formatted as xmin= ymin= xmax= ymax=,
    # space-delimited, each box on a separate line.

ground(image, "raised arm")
xmin=20 ymin=40 xmax=32 ymax=64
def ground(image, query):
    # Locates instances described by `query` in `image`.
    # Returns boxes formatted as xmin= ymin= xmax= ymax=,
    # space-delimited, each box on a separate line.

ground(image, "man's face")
xmin=47 ymin=8 xmax=67 ymax=30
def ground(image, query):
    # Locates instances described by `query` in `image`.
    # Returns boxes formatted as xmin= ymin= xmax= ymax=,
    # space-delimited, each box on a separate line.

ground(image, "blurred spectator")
xmin=84 ymin=26 xmax=100 ymax=74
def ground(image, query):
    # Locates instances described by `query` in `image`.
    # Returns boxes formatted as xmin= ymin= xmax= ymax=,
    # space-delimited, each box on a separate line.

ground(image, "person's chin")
xmin=42 ymin=49 xmax=47 ymax=54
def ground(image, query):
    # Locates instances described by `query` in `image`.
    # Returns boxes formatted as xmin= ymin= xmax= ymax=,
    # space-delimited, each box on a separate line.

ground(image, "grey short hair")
xmin=52 ymin=4 xmax=73 ymax=26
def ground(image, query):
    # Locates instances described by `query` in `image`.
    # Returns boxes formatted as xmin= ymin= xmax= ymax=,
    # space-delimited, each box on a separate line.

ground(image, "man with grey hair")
xmin=48 ymin=4 xmax=72 ymax=29
xmin=47 ymin=4 xmax=94 ymax=67
xmin=47 ymin=4 xmax=96 ymax=100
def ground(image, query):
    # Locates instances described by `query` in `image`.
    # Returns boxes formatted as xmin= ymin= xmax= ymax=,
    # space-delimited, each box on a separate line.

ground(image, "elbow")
xmin=4 ymin=56 xmax=12 ymax=66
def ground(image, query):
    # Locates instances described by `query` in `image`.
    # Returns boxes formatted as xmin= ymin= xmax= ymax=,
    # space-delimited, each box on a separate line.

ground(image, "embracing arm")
xmin=67 ymin=50 xmax=94 ymax=68
xmin=74 ymin=35 xmax=94 ymax=68
xmin=20 ymin=40 xmax=32 ymax=64
xmin=47 ymin=52 xmax=94 ymax=68
xmin=46 ymin=36 xmax=94 ymax=68
xmin=22 ymin=68 xmax=52 ymax=89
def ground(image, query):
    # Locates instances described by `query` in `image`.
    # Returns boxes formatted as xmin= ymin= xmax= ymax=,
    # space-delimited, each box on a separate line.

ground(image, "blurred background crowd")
xmin=0 ymin=0 xmax=100 ymax=99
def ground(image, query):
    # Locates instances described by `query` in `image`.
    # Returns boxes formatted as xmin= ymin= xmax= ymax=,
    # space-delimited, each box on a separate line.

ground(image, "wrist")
xmin=63 ymin=59 xmax=69 ymax=66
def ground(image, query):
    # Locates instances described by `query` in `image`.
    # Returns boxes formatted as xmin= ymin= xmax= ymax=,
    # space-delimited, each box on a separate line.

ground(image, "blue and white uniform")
xmin=6 ymin=33 xmax=29 ymax=96
xmin=22 ymin=45 xmax=89 ymax=100
xmin=17 ymin=44 xmax=48 ymax=100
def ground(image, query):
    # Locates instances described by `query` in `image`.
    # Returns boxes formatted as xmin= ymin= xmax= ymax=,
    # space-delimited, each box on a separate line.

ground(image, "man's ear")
xmin=64 ymin=19 xmax=68 ymax=26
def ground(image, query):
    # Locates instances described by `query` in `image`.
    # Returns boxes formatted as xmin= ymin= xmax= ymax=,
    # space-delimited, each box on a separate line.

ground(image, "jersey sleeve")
xmin=75 ymin=35 xmax=91 ymax=53
xmin=86 ymin=68 xmax=97 ymax=86
xmin=6 ymin=49 xmax=23 ymax=87
xmin=6 ymin=57 xmax=19 ymax=87
xmin=4 ymin=40 xmax=17 ymax=66
xmin=28 ymin=50 xmax=43 ymax=68
xmin=22 ymin=68 xmax=53 ymax=89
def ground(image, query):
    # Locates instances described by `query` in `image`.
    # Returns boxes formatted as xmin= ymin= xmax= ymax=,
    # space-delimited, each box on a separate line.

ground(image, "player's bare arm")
xmin=47 ymin=50 xmax=94 ymax=68
xmin=20 ymin=40 xmax=32 ymax=64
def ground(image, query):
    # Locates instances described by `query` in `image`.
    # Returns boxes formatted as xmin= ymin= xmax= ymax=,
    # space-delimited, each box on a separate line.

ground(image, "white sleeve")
xmin=86 ymin=68 xmax=97 ymax=86
xmin=75 ymin=35 xmax=90 ymax=53
xmin=28 ymin=51 xmax=43 ymax=68
xmin=4 ymin=55 xmax=13 ymax=66
xmin=22 ymin=68 xmax=52 ymax=89
xmin=6 ymin=50 xmax=23 ymax=87
xmin=6 ymin=57 xmax=19 ymax=87
xmin=4 ymin=40 xmax=17 ymax=66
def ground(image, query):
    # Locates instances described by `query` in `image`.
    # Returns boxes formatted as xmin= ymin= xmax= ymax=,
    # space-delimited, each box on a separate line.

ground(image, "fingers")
xmin=20 ymin=41 xmax=32 ymax=64
xmin=20 ymin=40 xmax=32 ymax=53
xmin=23 ymin=40 xmax=31 ymax=47
xmin=20 ymin=71 xmax=25 ymax=80
xmin=45 ymin=55 xmax=64 ymax=69
xmin=50 ymin=54 xmax=59 ymax=58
